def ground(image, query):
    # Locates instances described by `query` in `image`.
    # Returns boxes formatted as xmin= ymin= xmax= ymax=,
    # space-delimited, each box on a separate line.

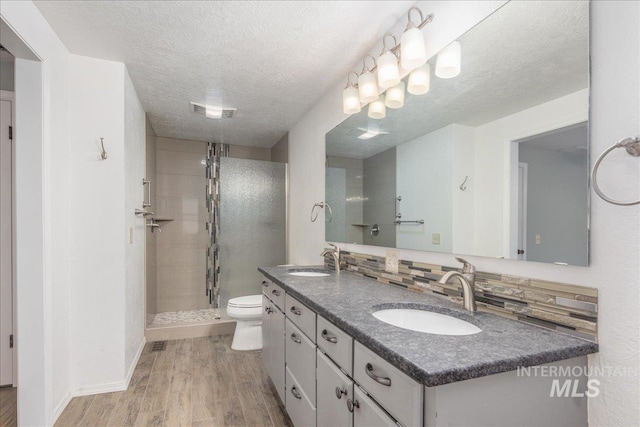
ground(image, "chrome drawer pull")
xmin=321 ymin=329 xmax=338 ymax=343
xmin=272 ymin=289 xmax=281 ymax=297
xmin=290 ymin=306 xmax=302 ymax=315
xmin=365 ymin=363 xmax=392 ymax=386
xmin=290 ymin=333 xmax=302 ymax=344
xmin=335 ymin=386 xmax=347 ymax=399
xmin=261 ymin=280 xmax=269 ymax=287
xmin=291 ymin=386 xmax=302 ymax=400
xmin=346 ymin=398 xmax=359 ymax=412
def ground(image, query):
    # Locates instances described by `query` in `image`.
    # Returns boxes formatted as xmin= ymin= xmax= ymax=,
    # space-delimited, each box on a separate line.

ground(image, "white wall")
xmin=396 ymin=125 xmax=453 ymax=252
xmin=123 ymin=70 xmax=146 ymax=377
xmin=288 ymin=1 xmax=639 ymax=425
xmin=69 ymin=54 xmax=127 ymax=391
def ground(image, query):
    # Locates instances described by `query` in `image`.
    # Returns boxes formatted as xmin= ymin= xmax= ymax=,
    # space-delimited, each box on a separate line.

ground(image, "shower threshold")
xmin=145 ymin=308 xmax=236 ymax=341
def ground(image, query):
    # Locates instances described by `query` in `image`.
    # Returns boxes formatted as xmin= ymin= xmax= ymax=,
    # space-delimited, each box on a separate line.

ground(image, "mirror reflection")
xmin=325 ymin=1 xmax=589 ymax=266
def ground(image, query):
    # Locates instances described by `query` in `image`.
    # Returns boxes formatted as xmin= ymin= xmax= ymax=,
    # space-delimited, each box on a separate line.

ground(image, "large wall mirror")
xmin=325 ymin=1 xmax=590 ymax=266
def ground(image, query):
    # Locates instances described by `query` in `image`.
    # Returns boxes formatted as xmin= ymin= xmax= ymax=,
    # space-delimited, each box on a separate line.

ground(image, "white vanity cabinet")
xmin=262 ymin=292 xmax=285 ymax=404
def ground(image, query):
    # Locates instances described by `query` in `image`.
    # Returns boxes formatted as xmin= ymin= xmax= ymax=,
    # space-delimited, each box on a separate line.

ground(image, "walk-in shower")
xmin=144 ymin=139 xmax=286 ymax=338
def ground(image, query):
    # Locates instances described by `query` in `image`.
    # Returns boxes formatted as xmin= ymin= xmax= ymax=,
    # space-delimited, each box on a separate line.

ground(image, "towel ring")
xmin=311 ymin=201 xmax=333 ymax=223
xmin=591 ymin=136 xmax=640 ymax=206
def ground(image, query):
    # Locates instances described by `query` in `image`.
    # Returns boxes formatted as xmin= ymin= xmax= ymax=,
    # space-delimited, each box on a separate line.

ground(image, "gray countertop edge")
xmin=258 ymin=267 xmax=599 ymax=387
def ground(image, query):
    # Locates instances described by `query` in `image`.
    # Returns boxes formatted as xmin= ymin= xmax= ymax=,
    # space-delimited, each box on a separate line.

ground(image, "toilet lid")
xmin=228 ymin=294 xmax=263 ymax=308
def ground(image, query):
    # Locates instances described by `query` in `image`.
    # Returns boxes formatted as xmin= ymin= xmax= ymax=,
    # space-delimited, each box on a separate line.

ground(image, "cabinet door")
xmin=317 ymin=350 xmax=353 ymax=427
xmin=263 ymin=296 xmax=286 ymax=404
xmin=352 ymin=386 xmax=397 ymax=427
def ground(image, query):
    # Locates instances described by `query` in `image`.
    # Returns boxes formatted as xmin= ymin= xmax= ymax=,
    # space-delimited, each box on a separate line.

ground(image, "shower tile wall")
xmin=155 ymin=137 xmax=209 ymax=312
xmin=363 ymin=148 xmax=396 ymax=247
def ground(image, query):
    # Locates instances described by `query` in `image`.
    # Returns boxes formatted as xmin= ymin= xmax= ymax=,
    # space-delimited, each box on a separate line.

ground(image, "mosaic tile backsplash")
xmin=325 ymin=251 xmax=598 ymax=342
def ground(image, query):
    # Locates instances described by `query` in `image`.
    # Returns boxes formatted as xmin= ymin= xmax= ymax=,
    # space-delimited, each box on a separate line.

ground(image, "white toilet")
xmin=226 ymin=294 xmax=263 ymax=351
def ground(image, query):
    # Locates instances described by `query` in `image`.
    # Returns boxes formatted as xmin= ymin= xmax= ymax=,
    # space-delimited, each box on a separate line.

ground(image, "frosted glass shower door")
xmin=219 ymin=157 xmax=286 ymax=307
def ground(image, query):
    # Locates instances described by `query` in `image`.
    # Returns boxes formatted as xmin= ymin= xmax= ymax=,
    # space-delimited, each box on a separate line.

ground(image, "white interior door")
xmin=0 ymin=96 xmax=14 ymax=386
xmin=517 ymin=162 xmax=528 ymax=261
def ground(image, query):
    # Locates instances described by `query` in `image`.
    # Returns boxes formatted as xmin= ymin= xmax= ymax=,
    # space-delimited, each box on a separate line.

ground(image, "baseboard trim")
xmin=125 ymin=337 xmax=146 ymax=388
xmin=52 ymin=392 xmax=72 ymax=425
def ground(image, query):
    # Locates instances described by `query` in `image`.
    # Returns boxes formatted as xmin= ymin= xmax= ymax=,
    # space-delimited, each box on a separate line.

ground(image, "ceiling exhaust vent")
xmin=190 ymin=102 xmax=236 ymax=119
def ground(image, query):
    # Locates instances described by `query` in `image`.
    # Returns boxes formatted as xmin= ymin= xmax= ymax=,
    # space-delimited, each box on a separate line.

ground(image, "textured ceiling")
xmin=34 ymin=0 xmax=413 ymax=147
xmin=326 ymin=0 xmax=590 ymax=159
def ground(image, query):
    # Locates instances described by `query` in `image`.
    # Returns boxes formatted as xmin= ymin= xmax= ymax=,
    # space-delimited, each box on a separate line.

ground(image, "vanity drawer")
xmin=352 ymin=385 xmax=398 ymax=427
xmin=354 ymin=341 xmax=422 ymax=427
xmin=262 ymin=277 xmax=285 ymax=309
xmin=286 ymin=294 xmax=316 ymax=342
xmin=317 ymin=315 xmax=353 ymax=376
xmin=285 ymin=319 xmax=316 ymax=404
xmin=286 ymin=367 xmax=316 ymax=427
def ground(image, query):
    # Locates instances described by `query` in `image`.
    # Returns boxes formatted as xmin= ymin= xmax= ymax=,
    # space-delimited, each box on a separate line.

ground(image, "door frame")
xmin=517 ymin=162 xmax=528 ymax=261
xmin=0 ymin=89 xmax=16 ymax=386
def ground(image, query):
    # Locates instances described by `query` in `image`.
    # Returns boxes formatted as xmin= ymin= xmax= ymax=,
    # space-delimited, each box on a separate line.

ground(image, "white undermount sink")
xmin=288 ymin=269 xmax=330 ymax=277
xmin=372 ymin=308 xmax=482 ymax=336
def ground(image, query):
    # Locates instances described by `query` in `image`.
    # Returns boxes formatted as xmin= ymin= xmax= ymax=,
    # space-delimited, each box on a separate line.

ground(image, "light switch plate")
xmin=535 ymin=234 xmax=541 ymax=245
xmin=385 ymin=250 xmax=399 ymax=274
xmin=432 ymin=233 xmax=441 ymax=245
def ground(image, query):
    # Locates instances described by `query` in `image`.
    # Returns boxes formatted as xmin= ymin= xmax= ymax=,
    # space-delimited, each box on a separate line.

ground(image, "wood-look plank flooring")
xmin=0 ymin=387 xmax=17 ymax=427
xmin=4 ymin=335 xmax=290 ymax=427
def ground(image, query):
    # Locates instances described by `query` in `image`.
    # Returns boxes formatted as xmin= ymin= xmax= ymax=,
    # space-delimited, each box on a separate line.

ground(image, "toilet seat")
xmin=228 ymin=294 xmax=262 ymax=308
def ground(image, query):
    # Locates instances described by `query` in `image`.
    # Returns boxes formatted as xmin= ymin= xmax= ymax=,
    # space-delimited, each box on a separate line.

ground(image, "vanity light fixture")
xmin=343 ymin=72 xmax=361 ymax=115
xmin=407 ymin=63 xmax=431 ymax=95
xmin=435 ymin=41 xmax=462 ymax=79
xmin=368 ymin=94 xmax=386 ymax=119
xmin=341 ymin=7 xmax=433 ymax=116
xmin=401 ymin=7 xmax=428 ymax=70
xmin=377 ymin=34 xmax=400 ymax=89
xmin=385 ymin=80 xmax=405 ymax=108
xmin=358 ymin=55 xmax=379 ymax=104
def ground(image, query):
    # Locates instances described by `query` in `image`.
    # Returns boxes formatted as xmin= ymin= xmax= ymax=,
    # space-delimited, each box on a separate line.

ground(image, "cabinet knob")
xmin=346 ymin=398 xmax=359 ymax=412
xmin=335 ymin=386 xmax=347 ymax=399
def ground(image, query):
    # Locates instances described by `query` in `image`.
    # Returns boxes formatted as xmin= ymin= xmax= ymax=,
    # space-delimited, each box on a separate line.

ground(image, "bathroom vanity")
xmin=260 ymin=266 xmax=598 ymax=427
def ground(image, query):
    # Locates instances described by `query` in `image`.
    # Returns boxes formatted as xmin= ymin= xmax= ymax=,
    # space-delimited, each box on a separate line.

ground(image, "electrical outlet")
xmin=385 ymin=250 xmax=399 ymax=274
xmin=129 ymin=227 xmax=134 ymax=244
xmin=432 ymin=233 xmax=441 ymax=245
xmin=535 ymin=234 xmax=541 ymax=245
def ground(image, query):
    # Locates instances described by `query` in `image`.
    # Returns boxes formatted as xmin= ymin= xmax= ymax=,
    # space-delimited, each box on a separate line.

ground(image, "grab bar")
xmin=394 ymin=219 xmax=425 ymax=224
xmin=591 ymin=136 xmax=640 ymax=206
xmin=142 ymin=179 xmax=152 ymax=208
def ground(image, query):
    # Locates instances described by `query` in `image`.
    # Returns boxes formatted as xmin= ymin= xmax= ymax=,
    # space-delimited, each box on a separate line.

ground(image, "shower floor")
xmin=149 ymin=308 xmax=223 ymax=327
xmin=145 ymin=307 xmax=236 ymax=341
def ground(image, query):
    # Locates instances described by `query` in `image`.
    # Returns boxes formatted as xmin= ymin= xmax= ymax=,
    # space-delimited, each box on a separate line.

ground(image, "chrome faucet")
xmin=321 ymin=243 xmax=341 ymax=273
xmin=438 ymin=257 xmax=477 ymax=312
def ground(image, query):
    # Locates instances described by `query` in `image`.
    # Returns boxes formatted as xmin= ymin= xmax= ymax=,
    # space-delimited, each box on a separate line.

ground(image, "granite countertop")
xmin=258 ymin=265 xmax=598 ymax=387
